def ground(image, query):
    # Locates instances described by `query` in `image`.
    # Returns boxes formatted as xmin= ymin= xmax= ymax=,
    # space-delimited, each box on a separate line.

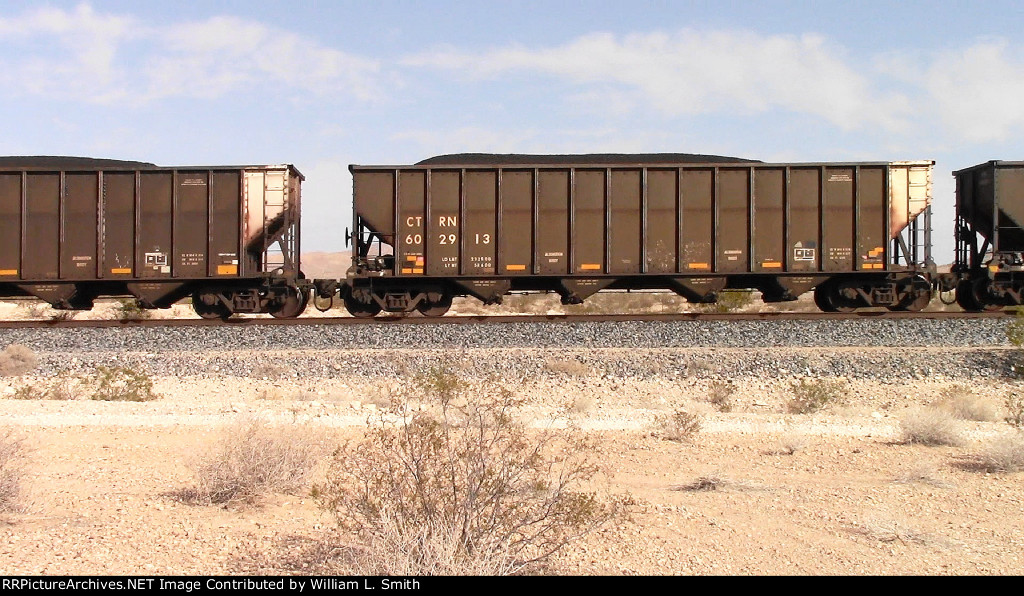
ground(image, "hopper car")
xmin=0 ymin=157 xmax=307 ymax=318
xmin=0 ymin=154 xmax=1021 ymax=317
xmin=343 ymin=154 xmax=936 ymax=316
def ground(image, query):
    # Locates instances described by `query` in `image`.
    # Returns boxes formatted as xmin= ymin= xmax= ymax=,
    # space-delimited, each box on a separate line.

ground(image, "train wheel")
xmin=957 ymin=279 xmax=1002 ymax=312
xmin=342 ymin=289 xmax=382 ymax=318
xmin=269 ymin=286 xmax=309 ymax=319
xmin=813 ymin=281 xmax=857 ymax=313
xmin=813 ymin=283 xmax=836 ymax=312
xmin=889 ymin=276 xmax=932 ymax=312
xmin=192 ymin=292 xmax=231 ymax=320
xmin=416 ymin=294 xmax=452 ymax=317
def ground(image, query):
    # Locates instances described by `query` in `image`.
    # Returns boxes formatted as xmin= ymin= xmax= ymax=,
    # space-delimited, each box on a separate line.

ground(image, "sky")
xmin=2 ymin=0 xmax=1023 ymax=264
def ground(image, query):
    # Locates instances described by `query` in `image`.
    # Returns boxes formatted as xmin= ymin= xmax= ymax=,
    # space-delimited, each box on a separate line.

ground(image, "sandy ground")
xmin=1 ymin=367 xmax=1023 ymax=576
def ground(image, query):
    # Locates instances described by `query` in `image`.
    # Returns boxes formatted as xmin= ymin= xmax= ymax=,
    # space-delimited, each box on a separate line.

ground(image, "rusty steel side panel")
xmin=753 ymin=168 xmax=784 ymax=271
xmin=609 ymin=169 xmax=641 ymax=274
xmin=426 ymin=170 xmax=460 ymax=276
xmin=352 ymin=171 xmax=396 ymax=239
xmin=24 ymin=173 xmax=61 ymax=280
xmin=957 ymin=162 xmax=1024 ymax=253
xmin=823 ymin=167 xmax=855 ymax=272
xmin=716 ymin=168 xmax=750 ymax=273
xmin=679 ymin=169 xmax=714 ymax=273
xmin=175 ymin=171 xmax=209 ymax=279
xmin=646 ymin=169 xmax=677 ymax=273
xmin=499 ymin=170 xmax=533 ymax=275
xmin=858 ymin=167 xmax=887 ymax=271
xmin=571 ymin=170 xmax=603 ymax=274
xmin=397 ymin=171 xmax=426 ymax=275
xmin=0 ymin=174 xmax=22 ymax=279
xmin=995 ymin=166 xmax=1024 ymax=251
xmin=210 ymin=171 xmax=241 ymax=277
xmin=463 ymin=170 xmax=497 ymax=275
xmin=103 ymin=173 xmax=137 ymax=277
xmin=62 ymin=172 xmax=99 ymax=280
xmin=788 ymin=167 xmax=821 ymax=271
xmin=538 ymin=170 xmax=570 ymax=275
xmin=137 ymin=172 xmax=173 ymax=279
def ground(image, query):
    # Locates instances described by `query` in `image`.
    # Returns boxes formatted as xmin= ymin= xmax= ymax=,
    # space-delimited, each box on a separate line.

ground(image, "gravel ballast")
xmin=0 ymin=317 xmax=1013 ymax=353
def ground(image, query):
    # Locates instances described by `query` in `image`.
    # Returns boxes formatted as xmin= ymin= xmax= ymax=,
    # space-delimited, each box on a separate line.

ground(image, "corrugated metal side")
xmin=352 ymin=161 xmax=932 ymax=280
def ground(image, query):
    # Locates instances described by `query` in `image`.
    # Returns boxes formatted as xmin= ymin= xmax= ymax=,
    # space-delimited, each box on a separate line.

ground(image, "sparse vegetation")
xmin=854 ymin=515 xmax=930 ymax=545
xmin=116 ymin=298 xmax=150 ymax=321
xmin=570 ymin=395 xmax=596 ymax=415
xmin=701 ymin=290 xmax=755 ymax=313
xmin=91 ymin=365 xmax=159 ymax=402
xmin=252 ymin=363 xmax=290 ymax=380
xmin=655 ymin=408 xmax=702 ymax=442
xmin=900 ymin=407 xmax=963 ymax=446
xmin=188 ymin=418 xmax=326 ymax=505
xmin=893 ymin=465 xmax=953 ymax=488
xmin=4 ymin=366 xmax=156 ymax=402
xmin=935 ymin=384 xmax=999 ymax=421
xmin=672 ymin=473 xmax=763 ymax=492
xmin=318 ymin=367 xmax=624 ymax=575
xmin=9 ymin=373 xmax=78 ymax=401
xmin=706 ymin=381 xmax=735 ymax=412
xmin=1005 ymin=391 xmax=1024 ymax=429
xmin=543 ymin=358 xmax=594 ymax=377
xmin=970 ymin=433 xmax=1024 ymax=473
xmin=0 ymin=344 xmax=38 ymax=376
xmin=771 ymin=434 xmax=807 ymax=455
xmin=0 ymin=428 xmax=26 ymax=512
xmin=786 ymin=377 xmax=846 ymax=414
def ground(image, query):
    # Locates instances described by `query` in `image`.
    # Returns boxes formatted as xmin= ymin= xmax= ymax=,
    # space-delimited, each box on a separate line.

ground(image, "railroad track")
xmin=0 ymin=309 xmax=1014 ymax=329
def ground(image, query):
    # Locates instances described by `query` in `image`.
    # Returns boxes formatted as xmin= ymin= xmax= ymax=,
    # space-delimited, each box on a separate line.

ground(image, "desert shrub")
xmin=701 ymin=290 xmax=755 ymax=313
xmin=570 ymin=395 xmax=596 ymax=415
xmin=706 ymin=381 xmax=735 ymax=412
xmin=1005 ymin=392 xmax=1024 ymax=429
xmin=543 ymin=358 xmax=593 ymax=377
xmin=190 ymin=419 xmax=326 ymax=505
xmin=252 ymin=363 xmax=289 ymax=380
xmin=9 ymin=373 xmax=79 ymax=401
xmin=971 ymin=433 xmax=1024 ymax=472
xmin=0 ymin=344 xmax=38 ymax=376
xmin=900 ymin=407 xmax=963 ymax=446
xmin=116 ymin=298 xmax=150 ymax=321
xmin=0 ymin=429 xmax=26 ymax=512
xmin=655 ymin=408 xmax=702 ymax=442
xmin=786 ymin=377 xmax=846 ymax=414
xmin=935 ymin=384 xmax=999 ymax=421
xmin=90 ymin=365 xmax=159 ymax=402
xmin=319 ymin=368 xmax=623 ymax=575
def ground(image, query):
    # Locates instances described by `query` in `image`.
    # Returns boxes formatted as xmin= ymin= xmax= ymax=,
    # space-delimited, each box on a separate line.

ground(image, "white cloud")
xmin=404 ymin=30 xmax=912 ymax=132
xmin=0 ymin=3 xmax=380 ymax=104
xmin=920 ymin=40 xmax=1024 ymax=143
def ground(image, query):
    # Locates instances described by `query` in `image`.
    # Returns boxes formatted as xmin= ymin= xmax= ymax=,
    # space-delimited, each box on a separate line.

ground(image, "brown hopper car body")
xmin=344 ymin=157 xmax=936 ymax=316
xmin=0 ymin=159 xmax=307 ymax=318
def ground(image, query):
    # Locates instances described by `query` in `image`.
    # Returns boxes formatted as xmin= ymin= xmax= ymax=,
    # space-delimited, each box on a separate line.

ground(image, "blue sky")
xmin=2 ymin=1 xmax=1024 ymax=263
